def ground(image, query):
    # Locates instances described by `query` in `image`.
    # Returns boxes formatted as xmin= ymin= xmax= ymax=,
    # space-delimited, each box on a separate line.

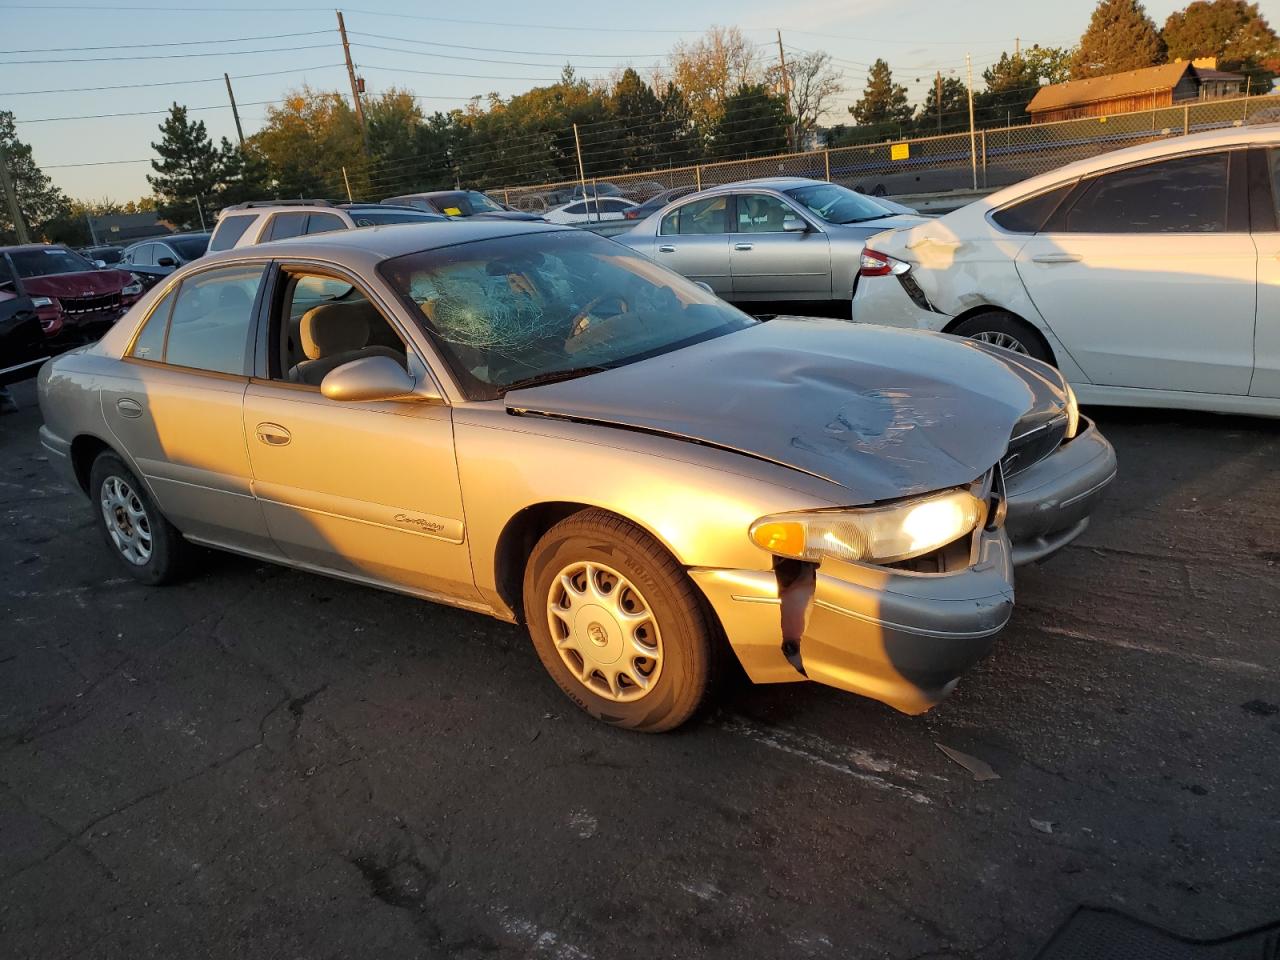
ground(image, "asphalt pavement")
xmin=1 ymin=377 xmax=1277 ymax=960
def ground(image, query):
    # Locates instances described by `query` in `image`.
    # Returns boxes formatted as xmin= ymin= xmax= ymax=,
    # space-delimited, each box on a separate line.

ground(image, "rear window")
xmin=347 ymin=211 xmax=444 ymax=227
xmin=169 ymin=236 xmax=209 ymax=260
xmin=990 ymin=183 xmax=1076 ymax=233
xmin=208 ymin=215 xmax=256 ymax=252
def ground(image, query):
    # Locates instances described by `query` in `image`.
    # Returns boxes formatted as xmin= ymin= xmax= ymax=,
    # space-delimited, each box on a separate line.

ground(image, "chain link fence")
xmin=479 ymin=92 xmax=1277 ymax=211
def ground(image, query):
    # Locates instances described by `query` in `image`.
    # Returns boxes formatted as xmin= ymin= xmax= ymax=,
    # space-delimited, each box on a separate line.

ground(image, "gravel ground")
xmin=1 ymin=377 xmax=1277 ymax=960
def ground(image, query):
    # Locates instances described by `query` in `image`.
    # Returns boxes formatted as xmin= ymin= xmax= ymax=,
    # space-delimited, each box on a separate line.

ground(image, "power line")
xmin=346 ymin=39 xmax=662 ymax=70
xmin=0 ymin=29 xmax=334 ymax=55
xmin=346 ymin=31 xmax=667 ymax=60
xmin=0 ymin=63 xmax=345 ymax=97
xmin=0 ymin=42 xmax=335 ymax=66
xmin=14 ymin=100 xmax=281 ymax=124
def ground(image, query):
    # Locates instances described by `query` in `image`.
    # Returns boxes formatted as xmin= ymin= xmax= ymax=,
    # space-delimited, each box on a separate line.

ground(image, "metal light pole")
xmin=966 ymin=53 xmax=978 ymax=191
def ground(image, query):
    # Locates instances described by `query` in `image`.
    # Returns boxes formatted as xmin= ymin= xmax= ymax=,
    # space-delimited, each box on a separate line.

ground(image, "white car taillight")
xmin=859 ymin=248 xmax=910 ymax=278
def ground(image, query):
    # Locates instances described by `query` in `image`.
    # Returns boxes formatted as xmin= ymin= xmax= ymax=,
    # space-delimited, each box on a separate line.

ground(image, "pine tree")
xmin=0 ymin=111 xmax=70 ymax=243
xmin=917 ymin=74 xmax=968 ymax=133
xmin=709 ymin=84 xmax=790 ymax=160
xmin=610 ymin=69 xmax=665 ymax=171
xmin=977 ymin=52 xmax=1044 ymax=123
xmin=850 ymin=60 xmax=913 ymax=131
xmin=147 ymin=104 xmax=224 ymax=228
xmin=1071 ymin=0 xmax=1167 ymax=78
xmin=1163 ymin=0 xmax=1279 ymax=86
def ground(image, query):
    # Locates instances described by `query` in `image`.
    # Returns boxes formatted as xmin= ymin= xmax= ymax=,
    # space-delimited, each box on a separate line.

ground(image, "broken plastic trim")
xmin=775 ymin=558 xmax=817 ymax=676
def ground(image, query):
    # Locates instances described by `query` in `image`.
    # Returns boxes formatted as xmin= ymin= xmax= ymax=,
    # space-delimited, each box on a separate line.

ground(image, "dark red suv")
xmin=1 ymin=244 xmax=143 ymax=341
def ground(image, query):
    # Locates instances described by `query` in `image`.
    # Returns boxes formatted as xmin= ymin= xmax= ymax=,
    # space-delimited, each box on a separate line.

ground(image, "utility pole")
xmin=224 ymin=73 xmax=245 ymax=148
xmin=337 ymin=11 xmax=369 ymax=156
xmin=776 ymin=30 xmax=796 ymax=149
xmin=0 ymin=141 xmax=30 ymax=244
xmin=1015 ymin=36 xmax=1020 ymax=56
xmin=935 ymin=71 xmax=943 ymax=134
xmin=966 ymin=53 xmax=978 ymax=191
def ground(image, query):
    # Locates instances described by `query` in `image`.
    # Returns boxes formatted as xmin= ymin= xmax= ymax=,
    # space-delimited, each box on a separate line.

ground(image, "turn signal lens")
xmin=749 ymin=520 xmax=808 ymax=559
xmin=750 ymin=489 xmax=984 ymax=566
xmin=1064 ymin=383 xmax=1080 ymax=440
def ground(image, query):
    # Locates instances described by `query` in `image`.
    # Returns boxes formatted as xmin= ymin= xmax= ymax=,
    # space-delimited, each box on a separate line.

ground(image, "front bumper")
xmin=690 ymin=528 xmax=1014 ymax=715
xmin=1004 ymin=417 xmax=1116 ymax=566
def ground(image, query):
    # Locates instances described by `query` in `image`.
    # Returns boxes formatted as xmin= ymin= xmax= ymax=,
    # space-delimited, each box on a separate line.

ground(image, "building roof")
xmin=1026 ymin=62 xmax=1244 ymax=115
xmin=1027 ymin=62 xmax=1192 ymax=114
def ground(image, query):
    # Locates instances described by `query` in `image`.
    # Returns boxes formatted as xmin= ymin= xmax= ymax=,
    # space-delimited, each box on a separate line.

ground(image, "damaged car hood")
xmin=505 ymin=317 xmax=1058 ymax=501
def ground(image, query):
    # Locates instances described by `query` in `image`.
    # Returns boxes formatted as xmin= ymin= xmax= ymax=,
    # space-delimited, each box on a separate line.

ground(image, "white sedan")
xmin=544 ymin=197 xmax=638 ymax=224
xmin=852 ymin=124 xmax=1280 ymax=418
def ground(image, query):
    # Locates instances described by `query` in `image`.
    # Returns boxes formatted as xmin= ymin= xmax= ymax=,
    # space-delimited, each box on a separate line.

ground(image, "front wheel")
xmin=951 ymin=311 xmax=1054 ymax=364
xmin=523 ymin=509 xmax=716 ymax=733
xmin=89 ymin=452 xmax=194 ymax=585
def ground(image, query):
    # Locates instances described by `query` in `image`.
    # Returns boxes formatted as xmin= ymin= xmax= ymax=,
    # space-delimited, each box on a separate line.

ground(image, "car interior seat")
xmin=288 ymin=301 xmax=404 ymax=386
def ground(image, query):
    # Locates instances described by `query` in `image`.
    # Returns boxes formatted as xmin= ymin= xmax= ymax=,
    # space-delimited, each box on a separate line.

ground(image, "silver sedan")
xmin=616 ymin=177 xmax=925 ymax=306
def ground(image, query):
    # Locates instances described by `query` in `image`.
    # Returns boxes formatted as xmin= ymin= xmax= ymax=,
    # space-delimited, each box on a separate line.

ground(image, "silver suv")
xmin=207 ymin=199 xmax=446 ymax=252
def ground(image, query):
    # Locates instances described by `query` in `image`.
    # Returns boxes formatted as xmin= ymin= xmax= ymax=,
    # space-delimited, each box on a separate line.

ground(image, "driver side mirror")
xmin=693 ymin=281 xmax=717 ymax=297
xmin=157 ymin=256 xmax=177 ymax=268
xmin=321 ymin=355 xmax=440 ymax=403
xmin=783 ymin=218 xmax=808 ymax=233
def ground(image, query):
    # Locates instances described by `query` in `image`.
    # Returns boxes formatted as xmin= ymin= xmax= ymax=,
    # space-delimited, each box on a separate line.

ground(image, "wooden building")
xmin=1026 ymin=59 xmax=1244 ymax=123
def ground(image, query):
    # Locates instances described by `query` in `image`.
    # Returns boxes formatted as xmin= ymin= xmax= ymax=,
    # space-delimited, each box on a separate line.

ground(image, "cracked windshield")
xmin=380 ymin=230 xmax=755 ymax=399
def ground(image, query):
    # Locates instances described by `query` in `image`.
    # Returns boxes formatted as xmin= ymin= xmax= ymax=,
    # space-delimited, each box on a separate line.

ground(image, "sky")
xmin=1 ymin=0 xmax=1194 ymax=203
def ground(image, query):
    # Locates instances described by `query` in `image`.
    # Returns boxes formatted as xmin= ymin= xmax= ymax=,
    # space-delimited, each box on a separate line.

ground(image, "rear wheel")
xmin=952 ymin=311 xmax=1053 ymax=364
xmin=523 ymin=509 xmax=716 ymax=733
xmin=89 ymin=452 xmax=194 ymax=585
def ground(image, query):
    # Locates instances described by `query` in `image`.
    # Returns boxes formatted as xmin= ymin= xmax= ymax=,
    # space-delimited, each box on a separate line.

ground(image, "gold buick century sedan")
xmin=37 ymin=221 xmax=1116 ymax=732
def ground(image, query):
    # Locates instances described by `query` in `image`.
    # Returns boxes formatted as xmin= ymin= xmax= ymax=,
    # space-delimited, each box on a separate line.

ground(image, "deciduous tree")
xmin=0 ymin=110 xmax=71 ymax=243
xmin=668 ymin=26 xmax=761 ymax=130
xmin=770 ymin=50 xmax=843 ymax=145
xmin=1162 ymin=0 xmax=1279 ymax=86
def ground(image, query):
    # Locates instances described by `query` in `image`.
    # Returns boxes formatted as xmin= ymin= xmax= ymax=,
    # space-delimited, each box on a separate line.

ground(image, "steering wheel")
xmin=568 ymin=293 xmax=629 ymax=338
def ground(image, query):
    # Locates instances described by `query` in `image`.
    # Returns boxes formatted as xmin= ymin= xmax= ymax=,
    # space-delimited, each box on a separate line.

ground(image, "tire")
xmin=89 ymin=452 xmax=195 ymax=585
xmin=522 ymin=509 xmax=716 ymax=733
xmin=951 ymin=311 xmax=1054 ymax=364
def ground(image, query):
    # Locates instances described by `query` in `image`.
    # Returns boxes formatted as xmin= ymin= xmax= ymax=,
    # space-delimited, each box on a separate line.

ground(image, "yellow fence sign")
xmin=890 ymin=142 xmax=910 ymax=161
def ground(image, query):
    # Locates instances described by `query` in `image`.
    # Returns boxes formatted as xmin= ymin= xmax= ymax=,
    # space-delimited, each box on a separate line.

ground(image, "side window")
xmin=266 ymin=212 xmax=309 ymax=241
xmin=563 ymin=203 xmax=585 ymax=215
xmin=660 ymin=196 xmax=728 ymax=236
xmin=1267 ymin=149 xmax=1280 ymax=228
xmin=1063 ymin=153 xmax=1230 ymax=233
xmin=990 ymin=183 xmax=1076 ymax=233
xmin=602 ymin=199 xmax=630 ymax=212
xmin=127 ymin=289 xmax=175 ymax=361
xmin=164 ymin=265 xmax=264 ymax=375
xmin=207 ymin=214 xmax=257 ymax=252
xmin=275 ymin=271 xmax=408 ymax=387
xmin=305 ymin=212 xmax=346 ymax=235
xmin=155 ymin=245 xmax=178 ymax=266
xmin=734 ymin=194 xmax=803 ymax=233
xmin=132 ymin=244 xmax=156 ymax=267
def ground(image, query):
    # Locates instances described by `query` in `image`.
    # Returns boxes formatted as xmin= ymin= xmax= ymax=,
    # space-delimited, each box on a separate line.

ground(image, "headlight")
xmin=750 ymin=489 xmax=984 ymax=565
xmin=122 ymin=278 xmax=143 ymax=296
xmin=31 ymin=296 xmax=54 ymax=308
xmin=1064 ymin=383 xmax=1079 ymax=440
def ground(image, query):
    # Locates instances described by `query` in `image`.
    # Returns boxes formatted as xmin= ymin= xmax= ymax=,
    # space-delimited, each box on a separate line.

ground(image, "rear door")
xmin=1250 ymin=147 xmax=1280 ymax=398
xmin=99 ymin=262 xmax=277 ymax=555
xmin=652 ymin=195 xmax=732 ymax=295
xmin=1016 ymin=149 xmax=1256 ymax=395
xmin=729 ymin=192 xmax=831 ymax=301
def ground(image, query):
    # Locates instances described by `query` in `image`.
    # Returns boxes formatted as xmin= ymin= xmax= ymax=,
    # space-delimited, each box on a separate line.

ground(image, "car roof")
xmin=195 ymin=219 xmax=574 ymax=267
xmin=1 ymin=243 xmax=71 ymax=253
xmin=984 ymin=123 xmax=1280 ymax=207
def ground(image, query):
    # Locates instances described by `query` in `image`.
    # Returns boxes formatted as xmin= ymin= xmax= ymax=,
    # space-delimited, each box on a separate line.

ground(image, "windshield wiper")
xmin=500 ymin=365 xmax=611 ymax=395
xmin=842 ymin=213 xmax=894 ymax=224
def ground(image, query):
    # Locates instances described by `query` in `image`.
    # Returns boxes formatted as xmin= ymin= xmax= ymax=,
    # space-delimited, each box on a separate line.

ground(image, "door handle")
xmin=734 ymin=242 xmax=754 ymax=251
xmin=657 ymin=244 xmax=675 ymax=253
xmin=115 ymin=397 xmax=143 ymax=418
xmin=255 ymin=422 xmax=291 ymax=446
xmin=1031 ymin=253 xmax=1082 ymax=263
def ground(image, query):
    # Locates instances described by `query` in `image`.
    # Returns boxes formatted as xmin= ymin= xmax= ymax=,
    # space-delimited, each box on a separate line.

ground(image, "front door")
xmin=1016 ymin=150 xmax=1256 ymax=395
xmin=99 ymin=262 xmax=277 ymax=554
xmin=1251 ymin=147 xmax=1280 ymax=399
xmin=652 ymin=194 xmax=732 ymax=295
xmin=729 ymin=193 xmax=831 ymax=300
xmin=241 ymin=266 xmax=478 ymax=603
